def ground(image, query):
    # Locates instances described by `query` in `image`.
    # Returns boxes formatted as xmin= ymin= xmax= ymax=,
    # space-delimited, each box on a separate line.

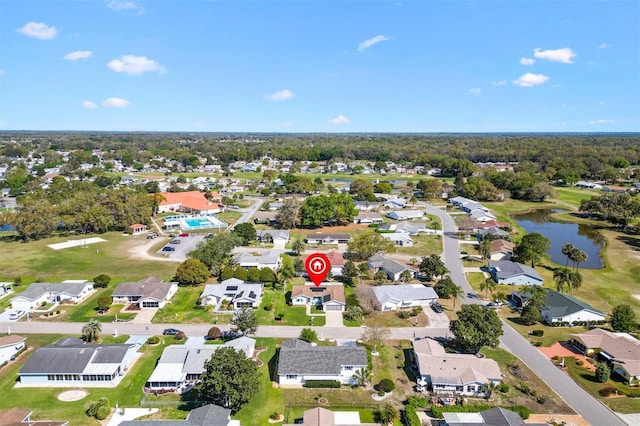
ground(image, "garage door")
xmin=325 ymin=305 xmax=342 ymax=311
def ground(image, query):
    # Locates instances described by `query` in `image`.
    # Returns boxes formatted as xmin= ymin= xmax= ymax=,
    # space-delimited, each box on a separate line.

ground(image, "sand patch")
xmin=58 ymin=389 xmax=88 ymax=401
xmin=48 ymin=237 xmax=106 ymax=250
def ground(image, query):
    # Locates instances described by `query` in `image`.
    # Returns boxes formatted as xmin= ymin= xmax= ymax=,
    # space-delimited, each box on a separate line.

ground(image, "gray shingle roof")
xmin=488 ymin=260 xmax=542 ymax=281
xmin=112 ymin=277 xmax=175 ymax=300
xmin=542 ymin=290 xmax=604 ymax=318
xmin=372 ymin=285 xmax=437 ymax=305
xmin=13 ymin=281 xmax=90 ymax=301
xmin=368 ymin=255 xmax=415 ymax=275
xmin=118 ymin=404 xmax=231 ymax=426
xmin=277 ymin=339 xmax=367 ymax=375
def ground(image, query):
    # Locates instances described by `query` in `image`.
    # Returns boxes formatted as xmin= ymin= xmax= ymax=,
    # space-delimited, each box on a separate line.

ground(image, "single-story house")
xmin=156 ymin=191 xmax=221 ymax=214
xmin=477 ymin=227 xmax=510 ymax=241
xmin=488 ymin=260 xmax=543 ymax=286
xmin=11 ymin=280 xmax=94 ymax=311
xmin=571 ymin=328 xmax=640 ymax=386
xmin=111 ymin=277 xmax=178 ymax=309
xmin=353 ymin=211 xmax=384 ymax=225
xmin=442 ymin=407 xmax=534 ymax=426
xmin=18 ymin=337 xmax=140 ymax=387
xmin=540 ymin=290 xmax=607 ymax=324
xmin=368 ymin=254 xmax=417 ymax=281
xmin=199 ymin=279 xmax=263 ymax=309
xmin=354 ymin=201 xmax=378 ymax=211
xmin=387 ymin=210 xmax=424 ymax=220
xmin=413 ymin=338 xmax=502 ymax=396
xmin=253 ymin=211 xmax=278 ymax=225
xmin=489 ymin=239 xmax=515 ymax=261
xmin=233 ymin=250 xmax=282 ymax=270
xmin=470 ymin=209 xmax=497 ymax=223
xmin=128 ymin=223 xmax=148 ymax=234
xmin=284 ymin=407 xmax=379 ymax=426
xmin=372 ymin=285 xmax=438 ymax=311
xmin=325 ymin=251 xmax=345 ymax=276
xmin=381 ymin=232 xmax=414 ymax=247
xmin=449 ymin=196 xmax=475 ymax=207
xmin=0 ymin=335 xmax=26 ymax=364
xmin=378 ymin=222 xmax=427 ymax=235
xmin=145 ymin=337 xmax=256 ymax=392
xmin=383 ymin=199 xmax=407 ymax=209
xmin=0 ymin=408 xmax=68 ymax=426
xmin=267 ymin=202 xmax=284 ymax=211
xmin=256 ymin=229 xmax=290 ymax=245
xmin=119 ymin=404 xmax=234 ymax=426
xmin=291 ymin=284 xmax=346 ymax=311
xmin=305 ymin=234 xmax=351 ymax=245
xmin=277 ymin=339 xmax=367 ymax=386
xmin=576 ymin=181 xmax=603 ymax=190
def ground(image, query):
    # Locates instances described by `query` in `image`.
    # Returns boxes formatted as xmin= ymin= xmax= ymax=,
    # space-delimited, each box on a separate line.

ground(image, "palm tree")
xmin=400 ymin=270 xmax=413 ymax=283
xmin=82 ymin=319 xmax=102 ymax=343
xmin=553 ymin=267 xmax=573 ymax=293
xmin=358 ymin=263 xmax=370 ymax=285
xmin=528 ymin=286 xmax=547 ymax=310
xmin=482 ymin=381 xmax=498 ymax=399
xmin=352 ymin=366 xmax=373 ymax=388
xmin=561 ymin=243 xmax=575 ymax=266
xmin=570 ymin=248 xmax=588 ymax=271
xmin=291 ymin=239 xmax=305 ymax=256
xmin=480 ymin=278 xmax=497 ymax=300
xmin=452 ymin=285 xmax=464 ymax=311
xmin=569 ymin=269 xmax=583 ymax=295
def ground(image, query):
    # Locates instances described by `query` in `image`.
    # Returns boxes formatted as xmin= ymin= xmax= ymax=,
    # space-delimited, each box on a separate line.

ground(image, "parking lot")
xmin=155 ymin=233 xmax=206 ymax=262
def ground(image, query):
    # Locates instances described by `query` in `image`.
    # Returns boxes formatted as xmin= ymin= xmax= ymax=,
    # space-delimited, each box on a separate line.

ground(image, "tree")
xmin=520 ymin=304 xmax=542 ymax=325
xmin=568 ymin=269 xmax=582 ymax=295
xmin=344 ymin=305 xmax=364 ymax=321
xmin=374 ymin=270 xmax=388 ymax=285
xmin=97 ymin=296 xmax=111 ymax=313
xmin=358 ymin=262 xmax=371 ymax=284
xmin=451 ymin=285 xmax=464 ymax=311
xmin=196 ymin=346 xmax=259 ymax=412
xmin=276 ymin=198 xmax=301 ymax=229
xmin=233 ymin=267 xmax=248 ymax=281
xmin=207 ymin=326 xmax=221 ymax=340
xmin=277 ymin=255 xmax=296 ymax=289
xmin=347 ymin=232 xmax=396 ymax=261
xmin=233 ymin=222 xmax=257 ymax=246
xmin=247 ymin=267 xmax=261 ymax=283
xmin=259 ymin=267 xmax=277 ymax=284
xmin=553 ymin=267 xmax=573 ymax=293
xmin=416 ymin=179 xmax=444 ymax=200
xmin=190 ymin=233 xmax=242 ymax=276
xmin=291 ymin=239 xmax=305 ymax=256
xmin=231 ymin=307 xmax=258 ymax=336
xmin=580 ymin=192 xmax=640 ymax=226
xmin=418 ymin=254 xmax=448 ymax=281
xmin=482 ymin=381 xmax=498 ymax=399
xmin=220 ymin=266 xmax=235 ymax=281
xmin=595 ymin=362 xmax=610 ymax=383
xmin=362 ymin=317 xmax=391 ymax=353
xmin=341 ymin=260 xmax=358 ymax=286
xmin=514 ymin=232 xmax=551 ymax=267
xmin=433 ymin=275 xmax=457 ymax=298
xmin=349 ymin=179 xmax=376 ymax=201
xmin=449 ymin=305 xmax=503 ymax=353
xmin=92 ymin=274 xmax=111 ymax=288
xmin=479 ymin=277 xmax=497 ymax=299
xmin=355 ymin=284 xmax=378 ymax=314
xmin=175 ymin=259 xmax=210 ymax=286
xmin=569 ymin=247 xmax=587 ymax=271
xmin=399 ymin=270 xmax=413 ymax=283
xmin=610 ymin=304 xmax=637 ymax=332
xmin=86 ymin=397 xmax=110 ymax=420
xmin=561 ymin=243 xmax=575 ymax=266
xmin=82 ymin=319 xmax=102 ymax=343
xmin=378 ymin=403 xmax=399 ymax=424
xmin=352 ymin=366 xmax=372 ymax=388
xmin=299 ymin=327 xmax=317 ymax=343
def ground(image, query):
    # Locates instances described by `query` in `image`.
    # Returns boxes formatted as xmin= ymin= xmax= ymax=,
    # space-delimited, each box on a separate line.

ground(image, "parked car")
xmin=221 ymin=330 xmax=240 ymax=340
xmin=161 ymin=246 xmax=175 ymax=252
xmin=431 ymin=303 xmax=444 ymax=313
xmin=179 ymin=233 xmax=189 ymax=237
xmin=170 ymin=239 xmax=181 ymax=244
xmin=168 ymin=233 xmax=176 ymax=238
xmin=162 ymin=328 xmax=181 ymax=336
xmin=146 ymin=233 xmax=158 ymax=239
xmin=10 ymin=310 xmax=25 ymax=320
xmin=204 ymin=233 xmax=214 ymax=239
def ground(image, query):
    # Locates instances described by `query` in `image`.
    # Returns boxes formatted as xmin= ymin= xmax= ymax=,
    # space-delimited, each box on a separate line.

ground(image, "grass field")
xmin=254 ymin=288 xmax=326 ymax=326
xmin=152 ymin=286 xmax=230 ymax=324
xmin=396 ymin=234 xmax=442 ymax=256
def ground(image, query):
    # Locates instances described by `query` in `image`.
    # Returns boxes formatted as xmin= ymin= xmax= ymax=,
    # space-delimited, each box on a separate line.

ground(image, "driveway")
xmin=130 ymin=309 xmax=157 ymax=324
xmin=324 ymin=311 xmax=344 ymax=327
xmin=424 ymin=308 xmax=450 ymax=328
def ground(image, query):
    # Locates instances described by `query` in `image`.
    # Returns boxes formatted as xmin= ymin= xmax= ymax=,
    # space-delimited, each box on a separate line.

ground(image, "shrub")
xmin=299 ymin=328 xmax=317 ymax=343
xmin=93 ymin=274 xmax=112 ymax=288
xmin=175 ymin=331 xmax=186 ymax=341
xmin=533 ymin=341 xmax=542 ymax=347
xmin=13 ymin=276 xmax=22 ymax=286
xmin=264 ymin=303 xmax=274 ymax=311
xmin=56 ymin=310 xmax=60 ymax=315
xmin=404 ymin=405 xmax=421 ymax=426
xmin=146 ymin=336 xmax=160 ymax=345
xmin=599 ymin=387 xmax=617 ymax=397
xmin=398 ymin=310 xmax=410 ymax=319
xmin=595 ymin=362 xmax=610 ymax=383
xmin=411 ymin=306 xmax=423 ymax=316
xmin=379 ymin=378 xmax=395 ymax=393
xmin=95 ymin=405 xmax=110 ymax=420
xmin=269 ymin=412 xmax=280 ymax=420
xmin=625 ymin=389 xmax=640 ymax=398
xmin=498 ymin=383 xmax=510 ymax=393
xmin=304 ymin=380 xmax=341 ymax=388
xmin=406 ymin=395 xmax=429 ymax=408
xmin=378 ymin=390 xmax=385 ymax=397
xmin=576 ymin=359 xmax=584 ymax=366
xmin=207 ymin=327 xmax=221 ymax=340
xmin=531 ymin=329 xmax=544 ymax=337
xmin=536 ymin=396 xmax=547 ymax=404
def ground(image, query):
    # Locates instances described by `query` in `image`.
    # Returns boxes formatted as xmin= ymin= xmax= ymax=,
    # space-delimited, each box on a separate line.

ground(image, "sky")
xmin=1 ymin=0 xmax=639 ymax=133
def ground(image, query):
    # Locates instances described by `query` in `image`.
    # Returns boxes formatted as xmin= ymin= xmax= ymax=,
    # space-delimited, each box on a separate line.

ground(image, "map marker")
xmin=305 ymin=253 xmax=330 ymax=287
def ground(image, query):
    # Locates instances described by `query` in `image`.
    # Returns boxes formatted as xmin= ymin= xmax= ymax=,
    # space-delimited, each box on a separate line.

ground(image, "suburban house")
xmin=284 ymin=407 xmax=378 ymax=426
xmin=477 ymin=227 xmax=510 ymax=241
xmin=413 ymin=338 xmax=502 ymax=396
xmin=199 ymin=279 xmax=263 ymax=309
xmin=0 ymin=335 xmax=26 ymax=364
xmin=233 ymin=250 xmax=282 ymax=270
xmin=291 ymin=284 xmax=346 ymax=311
xmin=145 ymin=337 xmax=256 ymax=392
xmin=488 ymin=260 xmax=543 ymax=286
xmin=305 ymin=233 xmax=351 ymax=245
xmin=325 ymin=251 xmax=345 ymax=276
xmin=354 ymin=201 xmax=378 ymax=211
xmin=368 ymin=254 xmax=417 ymax=281
xmin=353 ymin=211 xmax=384 ymax=225
xmin=489 ymin=239 xmax=515 ymax=261
xmin=277 ymin=339 xmax=367 ymax=386
xmin=383 ymin=199 xmax=407 ymax=209
xmin=387 ymin=210 xmax=424 ymax=220
xmin=372 ymin=285 xmax=438 ymax=311
xmin=11 ymin=280 xmax=94 ymax=311
xmin=0 ymin=408 xmax=68 ymax=426
xmin=571 ymin=328 xmax=640 ymax=386
xmin=539 ymin=291 xmax=607 ymax=324
xmin=18 ymin=337 xmax=140 ymax=387
xmin=470 ymin=209 xmax=497 ymax=223
xmin=118 ymin=404 xmax=234 ymax=426
xmin=383 ymin=221 xmax=428 ymax=235
xmin=256 ymin=229 xmax=290 ymax=245
xmin=381 ymin=232 xmax=414 ymax=247
xmin=128 ymin=223 xmax=149 ymax=234
xmin=442 ymin=407 xmax=534 ymax=426
xmin=111 ymin=277 xmax=179 ymax=309
xmin=156 ymin=191 xmax=221 ymax=214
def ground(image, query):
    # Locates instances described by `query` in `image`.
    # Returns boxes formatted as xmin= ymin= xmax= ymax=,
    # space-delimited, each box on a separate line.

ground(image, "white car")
xmin=9 ymin=310 xmax=25 ymax=320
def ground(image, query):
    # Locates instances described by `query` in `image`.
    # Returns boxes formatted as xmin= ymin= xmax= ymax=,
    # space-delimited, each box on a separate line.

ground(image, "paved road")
xmin=233 ymin=196 xmax=263 ymax=228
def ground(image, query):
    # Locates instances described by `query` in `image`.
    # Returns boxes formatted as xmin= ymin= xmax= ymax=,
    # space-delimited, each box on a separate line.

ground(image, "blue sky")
xmin=1 ymin=1 xmax=639 ymax=132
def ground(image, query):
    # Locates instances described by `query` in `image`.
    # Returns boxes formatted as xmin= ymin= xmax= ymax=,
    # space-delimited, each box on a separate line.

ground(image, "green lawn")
xmin=216 ymin=211 xmax=243 ymax=225
xmin=499 ymin=309 xmax=589 ymax=347
xmin=396 ymin=234 xmax=443 ymax=257
xmin=254 ymin=288 xmax=325 ymax=326
xmin=466 ymin=272 xmax=487 ymax=293
xmin=152 ymin=286 xmax=226 ymax=324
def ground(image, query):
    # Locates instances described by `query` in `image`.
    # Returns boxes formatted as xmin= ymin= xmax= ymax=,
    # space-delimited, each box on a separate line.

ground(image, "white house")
xmin=233 ymin=250 xmax=282 ymax=270
xmin=380 ymin=232 xmax=414 ymax=247
xmin=413 ymin=338 xmax=502 ymax=396
xmin=199 ymin=279 xmax=263 ymax=309
xmin=0 ymin=335 xmax=26 ymax=364
xmin=387 ymin=210 xmax=424 ymax=220
xmin=111 ymin=277 xmax=178 ymax=309
xmin=383 ymin=199 xmax=407 ymax=209
xmin=306 ymin=234 xmax=351 ymax=245
xmin=368 ymin=254 xmax=417 ymax=281
xmin=488 ymin=260 xmax=543 ymax=286
xmin=256 ymin=229 xmax=290 ymax=245
xmin=353 ymin=212 xmax=384 ymax=225
xmin=277 ymin=339 xmax=367 ymax=386
xmin=540 ymin=291 xmax=607 ymax=324
xmin=372 ymin=285 xmax=438 ymax=311
xmin=291 ymin=284 xmax=346 ymax=312
xmin=469 ymin=209 xmax=497 ymax=223
xmin=11 ymin=280 xmax=94 ymax=312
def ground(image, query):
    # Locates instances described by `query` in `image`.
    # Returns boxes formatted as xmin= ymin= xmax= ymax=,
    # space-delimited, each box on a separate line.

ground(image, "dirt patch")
xmin=58 ymin=389 xmax=88 ymax=401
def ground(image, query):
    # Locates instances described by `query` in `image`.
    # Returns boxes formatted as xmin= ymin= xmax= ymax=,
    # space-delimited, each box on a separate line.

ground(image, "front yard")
xmin=396 ymin=234 xmax=443 ymax=257
xmin=151 ymin=286 xmax=226 ymax=324
xmin=254 ymin=288 xmax=326 ymax=326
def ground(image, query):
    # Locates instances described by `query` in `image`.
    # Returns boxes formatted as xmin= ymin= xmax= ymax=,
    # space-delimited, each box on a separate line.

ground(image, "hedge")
xmin=403 ymin=406 xmax=421 ymax=426
xmin=304 ymin=380 xmax=341 ymax=388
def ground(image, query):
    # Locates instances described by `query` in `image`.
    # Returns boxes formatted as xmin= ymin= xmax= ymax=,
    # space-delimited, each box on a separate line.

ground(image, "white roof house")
xmin=11 ymin=280 xmax=94 ymax=311
xmin=488 ymin=260 xmax=543 ymax=286
xmin=233 ymin=250 xmax=282 ymax=270
xmin=372 ymin=285 xmax=438 ymax=311
xmin=387 ymin=210 xmax=424 ymax=220
xmin=199 ymin=279 xmax=263 ymax=309
xmin=380 ymin=232 xmax=414 ymax=247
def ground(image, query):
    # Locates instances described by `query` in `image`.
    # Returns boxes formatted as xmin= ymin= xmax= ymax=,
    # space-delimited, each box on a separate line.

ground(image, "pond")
xmin=512 ymin=209 xmax=604 ymax=269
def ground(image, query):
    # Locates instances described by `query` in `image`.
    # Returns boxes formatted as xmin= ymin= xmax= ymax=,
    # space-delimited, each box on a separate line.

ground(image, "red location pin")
xmin=305 ymin=253 xmax=330 ymax=287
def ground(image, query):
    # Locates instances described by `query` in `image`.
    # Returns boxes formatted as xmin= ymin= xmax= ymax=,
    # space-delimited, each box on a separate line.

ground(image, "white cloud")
xmin=107 ymin=1 xmax=144 ymax=14
xmin=468 ymin=88 xmax=482 ymax=95
xmin=589 ymin=119 xmax=613 ymax=124
xmin=598 ymin=42 xmax=611 ymax=49
xmin=533 ymin=47 xmax=577 ymax=64
xmin=329 ymin=115 xmax=350 ymax=125
xmin=357 ymin=35 xmax=390 ymax=52
xmin=491 ymin=80 xmax=508 ymax=86
xmin=598 ymin=101 xmax=605 ymax=105
xmin=520 ymin=57 xmax=535 ymax=66
xmin=264 ymin=89 xmax=295 ymax=101
xmin=103 ymin=97 xmax=130 ymax=108
xmin=513 ymin=73 xmax=550 ymax=87
xmin=107 ymin=55 xmax=166 ymax=74
xmin=64 ymin=50 xmax=92 ymax=61
xmin=82 ymin=101 xmax=97 ymax=109
xmin=17 ymin=22 xmax=58 ymax=40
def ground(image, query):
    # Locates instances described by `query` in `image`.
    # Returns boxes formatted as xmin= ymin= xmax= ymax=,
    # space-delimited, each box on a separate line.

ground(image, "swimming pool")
xmin=186 ymin=217 xmax=212 ymax=227
xmin=163 ymin=214 xmax=227 ymax=231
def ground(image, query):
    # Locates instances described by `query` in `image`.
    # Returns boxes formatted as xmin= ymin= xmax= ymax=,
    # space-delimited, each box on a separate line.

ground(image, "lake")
xmin=513 ymin=209 xmax=604 ymax=269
